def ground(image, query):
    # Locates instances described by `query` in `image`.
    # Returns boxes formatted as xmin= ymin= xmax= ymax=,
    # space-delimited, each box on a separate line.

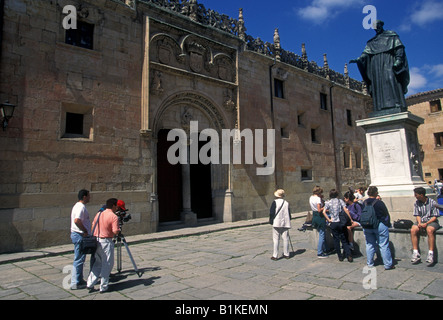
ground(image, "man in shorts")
xmin=410 ymin=187 xmax=441 ymax=265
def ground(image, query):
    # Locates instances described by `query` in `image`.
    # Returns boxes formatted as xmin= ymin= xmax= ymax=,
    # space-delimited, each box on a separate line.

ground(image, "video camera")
xmin=115 ymin=209 xmax=131 ymax=224
xmin=115 ymin=199 xmax=131 ymax=225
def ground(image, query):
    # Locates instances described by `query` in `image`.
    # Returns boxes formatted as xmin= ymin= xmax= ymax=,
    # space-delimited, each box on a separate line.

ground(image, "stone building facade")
xmin=0 ymin=0 xmax=371 ymax=253
xmin=407 ymin=88 xmax=443 ymax=183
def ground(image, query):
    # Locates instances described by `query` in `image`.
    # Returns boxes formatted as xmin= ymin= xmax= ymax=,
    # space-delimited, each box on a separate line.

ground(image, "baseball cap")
xmin=117 ymin=200 xmax=127 ymax=211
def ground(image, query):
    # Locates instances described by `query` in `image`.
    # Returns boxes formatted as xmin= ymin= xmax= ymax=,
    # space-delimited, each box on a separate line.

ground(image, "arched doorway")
xmin=153 ymin=92 xmax=232 ymax=226
xmin=157 ymin=129 xmax=213 ymax=222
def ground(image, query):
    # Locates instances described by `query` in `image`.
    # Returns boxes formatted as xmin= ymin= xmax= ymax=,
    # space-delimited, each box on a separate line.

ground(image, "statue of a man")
xmin=350 ymin=20 xmax=410 ymax=117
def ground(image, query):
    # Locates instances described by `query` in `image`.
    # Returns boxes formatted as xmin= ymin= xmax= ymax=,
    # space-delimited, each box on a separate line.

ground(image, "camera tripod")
xmin=114 ymin=231 xmax=143 ymax=278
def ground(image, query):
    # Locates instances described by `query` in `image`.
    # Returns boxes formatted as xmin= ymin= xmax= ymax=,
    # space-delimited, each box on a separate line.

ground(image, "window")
xmin=346 ymin=109 xmax=353 ymax=126
xmin=66 ymin=112 xmax=84 ymax=135
xmin=354 ymin=148 xmax=362 ymax=169
xmin=280 ymin=125 xmax=289 ymax=139
xmin=320 ymin=93 xmax=328 ymax=110
xmin=430 ymin=100 xmax=442 ymax=113
xmin=61 ymin=103 xmax=93 ymax=140
xmin=65 ymin=20 xmax=94 ymax=50
xmin=274 ymin=79 xmax=284 ymax=99
xmin=297 ymin=112 xmax=305 ymax=128
xmin=311 ymin=127 xmax=320 ymax=144
xmin=435 ymin=132 xmax=443 ymax=148
xmin=301 ymin=168 xmax=313 ymax=181
xmin=343 ymin=146 xmax=351 ymax=168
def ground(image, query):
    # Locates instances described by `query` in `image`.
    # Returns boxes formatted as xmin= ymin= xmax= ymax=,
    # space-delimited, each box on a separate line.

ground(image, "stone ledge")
xmin=305 ymin=221 xmax=443 ymax=260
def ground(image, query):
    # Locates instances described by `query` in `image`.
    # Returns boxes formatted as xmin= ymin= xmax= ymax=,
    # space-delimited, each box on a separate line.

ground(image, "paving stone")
xmin=0 ymin=220 xmax=442 ymax=301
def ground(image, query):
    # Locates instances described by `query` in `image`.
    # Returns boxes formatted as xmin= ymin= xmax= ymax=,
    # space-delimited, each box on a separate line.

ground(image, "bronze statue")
xmin=350 ymin=20 xmax=410 ymax=117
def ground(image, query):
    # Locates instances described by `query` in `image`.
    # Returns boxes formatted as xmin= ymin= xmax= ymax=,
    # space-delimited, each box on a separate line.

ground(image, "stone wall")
xmin=407 ymin=89 xmax=443 ymax=182
xmin=0 ymin=0 xmax=152 ymax=252
xmin=0 ymin=0 xmax=371 ymax=252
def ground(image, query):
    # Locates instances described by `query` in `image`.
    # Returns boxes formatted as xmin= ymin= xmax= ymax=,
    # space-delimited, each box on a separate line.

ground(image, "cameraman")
xmin=86 ymin=198 xmax=120 ymax=293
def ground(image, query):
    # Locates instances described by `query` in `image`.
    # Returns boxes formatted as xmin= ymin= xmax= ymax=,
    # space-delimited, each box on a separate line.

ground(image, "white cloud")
xmin=408 ymin=67 xmax=428 ymax=95
xmin=410 ymin=1 xmax=443 ymax=26
xmin=407 ymin=64 xmax=443 ymax=95
xmin=428 ymin=64 xmax=443 ymax=78
xmin=296 ymin=0 xmax=364 ymax=23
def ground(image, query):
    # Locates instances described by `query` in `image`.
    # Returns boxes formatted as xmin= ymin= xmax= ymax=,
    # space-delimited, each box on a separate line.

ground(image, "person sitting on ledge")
xmin=410 ymin=187 xmax=441 ymax=265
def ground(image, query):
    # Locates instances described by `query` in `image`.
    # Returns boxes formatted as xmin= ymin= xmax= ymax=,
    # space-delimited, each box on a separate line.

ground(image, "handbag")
xmin=393 ymin=219 xmax=414 ymax=230
xmin=80 ymin=211 xmax=102 ymax=255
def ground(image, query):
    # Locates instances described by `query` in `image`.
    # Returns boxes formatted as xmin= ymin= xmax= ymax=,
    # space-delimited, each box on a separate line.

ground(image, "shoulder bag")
xmin=80 ymin=211 xmax=102 ymax=255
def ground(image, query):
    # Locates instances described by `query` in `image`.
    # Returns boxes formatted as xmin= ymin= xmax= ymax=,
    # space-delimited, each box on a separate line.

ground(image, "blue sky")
xmin=199 ymin=0 xmax=443 ymax=96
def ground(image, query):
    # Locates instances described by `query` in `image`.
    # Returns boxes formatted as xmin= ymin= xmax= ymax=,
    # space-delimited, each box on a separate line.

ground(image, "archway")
xmin=153 ymin=92 xmax=230 ymax=225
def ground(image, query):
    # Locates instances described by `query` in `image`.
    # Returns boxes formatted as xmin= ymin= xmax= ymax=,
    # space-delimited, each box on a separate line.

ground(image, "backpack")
xmin=360 ymin=200 xmax=379 ymax=229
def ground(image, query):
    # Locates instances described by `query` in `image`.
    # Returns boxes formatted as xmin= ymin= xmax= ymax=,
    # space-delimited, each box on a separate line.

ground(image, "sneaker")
xmin=70 ymin=283 xmax=86 ymax=290
xmin=317 ymin=253 xmax=328 ymax=259
xmin=426 ymin=252 xmax=434 ymax=264
xmin=99 ymin=287 xmax=109 ymax=294
xmin=411 ymin=251 xmax=421 ymax=264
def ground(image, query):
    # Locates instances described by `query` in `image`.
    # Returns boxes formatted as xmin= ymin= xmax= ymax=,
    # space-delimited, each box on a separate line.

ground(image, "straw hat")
xmin=274 ymin=189 xmax=285 ymax=198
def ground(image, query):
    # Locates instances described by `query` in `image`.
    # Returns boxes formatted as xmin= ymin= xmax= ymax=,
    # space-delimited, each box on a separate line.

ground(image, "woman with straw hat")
xmin=269 ymin=189 xmax=291 ymax=260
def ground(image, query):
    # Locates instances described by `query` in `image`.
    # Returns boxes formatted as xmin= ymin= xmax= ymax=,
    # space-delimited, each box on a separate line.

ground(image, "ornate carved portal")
xmin=152 ymin=93 xmax=232 ymax=227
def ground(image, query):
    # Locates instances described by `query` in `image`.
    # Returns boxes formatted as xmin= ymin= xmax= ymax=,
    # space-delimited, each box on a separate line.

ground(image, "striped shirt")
xmin=413 ymin=198 xmax=439 ymax=223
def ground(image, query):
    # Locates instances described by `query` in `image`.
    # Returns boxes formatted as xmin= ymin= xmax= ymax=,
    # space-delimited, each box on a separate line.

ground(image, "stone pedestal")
xmin=356 ymin=112 xmax=433 ymax=219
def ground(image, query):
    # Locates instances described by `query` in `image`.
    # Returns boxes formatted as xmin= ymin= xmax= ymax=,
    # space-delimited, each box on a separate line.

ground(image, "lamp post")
xmin=1 ymin=101 xmax=16 ymax=131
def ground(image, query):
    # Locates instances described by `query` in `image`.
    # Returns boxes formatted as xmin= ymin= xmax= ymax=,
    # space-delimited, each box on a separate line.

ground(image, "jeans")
xmin=71 ymin=232 xmax=86 ymax=286
xmin=330 ymin=222 xmax=351 ymax=258
xmin=364 ymin=222 xmax=393 ymax=269
xmin=317 ymin=227 xmax=326 ymax=255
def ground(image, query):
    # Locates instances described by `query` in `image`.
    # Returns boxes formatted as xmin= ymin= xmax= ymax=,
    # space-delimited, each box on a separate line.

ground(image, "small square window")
xmin=66 ymin=112 xmax=84 ymax=135
xmin=65 ymin=20 xmax=94 ymax=50
xmin=274 ymin=79 xmax=284 ymax=99
xmin=320 ymin=93 xmax=328 ymax=110
xmin=434 ymin=132 xmax=443 ymax=148
xmin=281 ymin=125 xmax=289 ymax=139
xmin=311 ymin=128 xmax=320 ymax=144
xmin=430 ymin=100 xmax=442 ymax=113
xmin=301 ymin=168 xmax=313 ymax=181
xmin=297 ymin=112 xmax=305 ymax=128
xmin=61 ymin=103 xmax=93 ymax=140
xmin=346 ymin=109 xmax=353 ymax=126
xmin=354 ymin=148 xmax=362 ymax=169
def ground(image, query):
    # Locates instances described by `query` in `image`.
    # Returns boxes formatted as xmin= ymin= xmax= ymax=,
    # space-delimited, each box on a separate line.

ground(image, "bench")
xmin=305 ymin=221 xmax=443 ymax=261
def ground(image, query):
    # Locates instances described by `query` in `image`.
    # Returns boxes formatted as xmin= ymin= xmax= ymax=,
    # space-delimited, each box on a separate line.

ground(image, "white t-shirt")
xmin=70 ymin=202 xmax=91 ymax=234
xmin=309 ymin=195 xmax=322 ymax=212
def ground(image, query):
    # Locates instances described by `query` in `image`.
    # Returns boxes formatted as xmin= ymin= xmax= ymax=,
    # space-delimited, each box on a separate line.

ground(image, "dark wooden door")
xmin=190 ymin=137 xmax=213 ymax=219
xmin=157 ymin=129 xmax=182 ymax=222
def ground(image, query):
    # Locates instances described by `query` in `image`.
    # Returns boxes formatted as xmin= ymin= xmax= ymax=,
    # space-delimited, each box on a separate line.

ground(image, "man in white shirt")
xmin=70 ymin=189 xmax=91 ymax=290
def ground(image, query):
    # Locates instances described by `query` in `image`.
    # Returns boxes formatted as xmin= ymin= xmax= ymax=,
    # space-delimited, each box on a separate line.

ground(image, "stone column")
xmin=181 ymin=145 xmax=197 ymax=226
